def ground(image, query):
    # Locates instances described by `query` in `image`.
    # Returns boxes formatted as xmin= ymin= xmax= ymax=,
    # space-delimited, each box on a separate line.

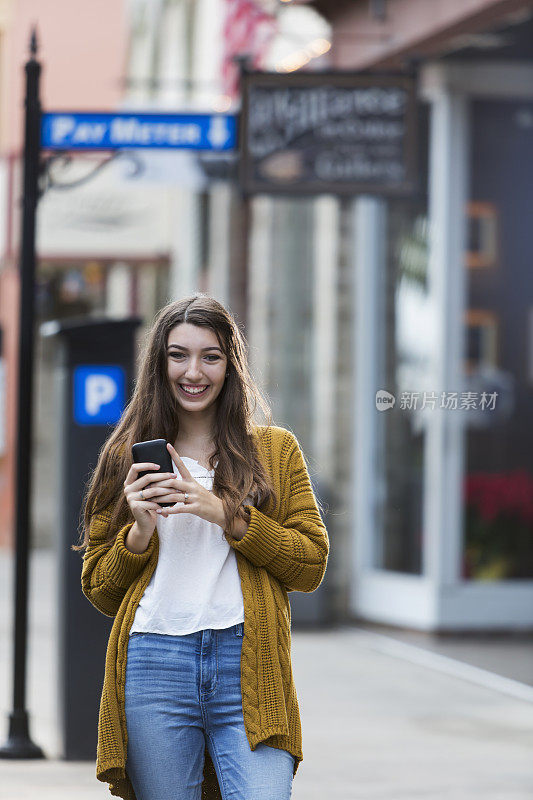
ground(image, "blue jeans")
xmin=124 ymin=623 xmax=296 ymax=800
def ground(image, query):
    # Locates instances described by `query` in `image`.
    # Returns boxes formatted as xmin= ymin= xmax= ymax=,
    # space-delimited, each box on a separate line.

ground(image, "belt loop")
xmin=235 ymin=622 xmax=243 ymax=637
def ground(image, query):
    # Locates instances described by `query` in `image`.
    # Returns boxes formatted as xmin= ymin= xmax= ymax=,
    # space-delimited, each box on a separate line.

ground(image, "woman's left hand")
xmin=154 ymin=443 xmax=225 ymax=527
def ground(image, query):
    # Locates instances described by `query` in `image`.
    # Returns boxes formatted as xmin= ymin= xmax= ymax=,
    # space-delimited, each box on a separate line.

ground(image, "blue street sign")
xmin=41 ymin=111 xmax=237 ymax=151
xmin=73 ymin=365 xmax=126 ymax=425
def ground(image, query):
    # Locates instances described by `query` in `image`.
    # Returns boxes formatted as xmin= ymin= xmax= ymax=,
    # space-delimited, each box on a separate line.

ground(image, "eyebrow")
xmin=167 ymin=345 xmax=223 ymax=353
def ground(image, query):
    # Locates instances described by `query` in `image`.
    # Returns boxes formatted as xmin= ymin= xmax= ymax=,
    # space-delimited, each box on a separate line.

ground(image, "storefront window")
xmin=374 ymin=106 xmax=430 ymax=574
xmin=463 ymin=99 xmax=533 ymax=580
xmin=268 ymin=198 xmax=314 ymax=444
xmin=36 ymin=259 xmax=170 ymax=323
xmin=37 ymin=262 xmax=103 ymax=321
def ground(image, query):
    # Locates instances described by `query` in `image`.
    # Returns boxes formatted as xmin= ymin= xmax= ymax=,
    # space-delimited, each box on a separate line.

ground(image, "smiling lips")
xmin=178 ymin=384 xmax=209 ymax=396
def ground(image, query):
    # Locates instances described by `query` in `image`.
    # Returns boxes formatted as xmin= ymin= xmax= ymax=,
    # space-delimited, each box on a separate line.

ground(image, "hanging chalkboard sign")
xmin=239 ymin=71 xmax=417 ymax=196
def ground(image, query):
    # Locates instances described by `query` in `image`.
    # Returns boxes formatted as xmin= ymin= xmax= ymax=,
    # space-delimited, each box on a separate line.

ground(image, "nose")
xmin=183 ymin=359 xmax=204 ymax=380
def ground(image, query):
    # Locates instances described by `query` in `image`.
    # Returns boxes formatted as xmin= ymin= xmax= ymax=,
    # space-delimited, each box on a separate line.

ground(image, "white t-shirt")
xmin=129 ymin=456 xmax=246 ymax=636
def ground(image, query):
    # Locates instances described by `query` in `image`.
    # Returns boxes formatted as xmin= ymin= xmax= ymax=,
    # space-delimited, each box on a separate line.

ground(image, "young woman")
xmin=75 ymin=294 xmax=329 ymax=800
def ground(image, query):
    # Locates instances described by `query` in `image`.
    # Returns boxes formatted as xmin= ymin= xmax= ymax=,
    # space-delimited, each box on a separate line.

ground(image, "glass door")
xmin=463 ymin=99 xmax=533 ymax=582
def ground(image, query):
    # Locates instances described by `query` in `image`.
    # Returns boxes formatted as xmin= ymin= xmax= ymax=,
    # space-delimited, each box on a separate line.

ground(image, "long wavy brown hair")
xmin=72 ymin=294 xmax=277 ymax=552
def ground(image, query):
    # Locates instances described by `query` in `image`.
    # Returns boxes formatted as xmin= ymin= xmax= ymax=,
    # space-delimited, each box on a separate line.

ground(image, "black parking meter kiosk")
xmin=41 ymin=316 xmax=142 ymax=760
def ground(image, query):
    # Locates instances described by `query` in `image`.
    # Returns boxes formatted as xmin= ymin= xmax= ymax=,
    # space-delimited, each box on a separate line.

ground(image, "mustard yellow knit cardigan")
xmin=81 ymin=424 xmax=329 ymax=800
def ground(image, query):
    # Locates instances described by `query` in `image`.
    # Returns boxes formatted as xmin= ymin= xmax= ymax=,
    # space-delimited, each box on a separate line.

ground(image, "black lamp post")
xmin=0 ymin=29 xmax=45 ymax=760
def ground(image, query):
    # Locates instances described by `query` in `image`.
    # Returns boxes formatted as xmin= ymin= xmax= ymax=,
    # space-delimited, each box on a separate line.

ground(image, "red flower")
xmin=465 ymin=471 xmax=533 ymax=524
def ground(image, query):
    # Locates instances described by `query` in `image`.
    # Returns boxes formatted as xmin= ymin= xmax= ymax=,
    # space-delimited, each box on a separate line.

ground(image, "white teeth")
xmin=180 ymin=384 xmax=208 ymax=395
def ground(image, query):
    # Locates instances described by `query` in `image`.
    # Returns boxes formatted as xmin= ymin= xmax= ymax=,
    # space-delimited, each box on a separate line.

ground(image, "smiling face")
xmin=166 ymin=322 xmax=228 ymax=411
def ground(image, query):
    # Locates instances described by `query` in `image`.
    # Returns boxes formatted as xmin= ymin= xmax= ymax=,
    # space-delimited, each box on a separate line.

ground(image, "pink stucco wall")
xmin=0 ymin=0 xmax=127 ymax=547
xmin=1 ymin=0 xmax=127 ymax=154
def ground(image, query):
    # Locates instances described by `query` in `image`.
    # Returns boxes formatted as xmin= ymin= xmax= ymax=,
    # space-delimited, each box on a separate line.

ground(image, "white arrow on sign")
xmin=207 ymin=117 xmax=231 ymax=149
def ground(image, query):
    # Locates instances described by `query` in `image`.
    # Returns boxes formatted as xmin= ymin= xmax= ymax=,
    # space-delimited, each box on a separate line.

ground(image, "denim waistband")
xmin=130 ymin=621 xmax=244 ymax=638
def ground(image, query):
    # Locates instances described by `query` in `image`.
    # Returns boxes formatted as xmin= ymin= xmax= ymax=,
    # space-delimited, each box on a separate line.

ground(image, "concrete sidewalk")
xmin=1 ymin=548 xmax=533 ymax=799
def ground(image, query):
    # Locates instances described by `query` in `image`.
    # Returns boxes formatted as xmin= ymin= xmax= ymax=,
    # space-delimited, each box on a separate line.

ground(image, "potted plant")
xmin=463 ymin=470 xmax=533 ymax=579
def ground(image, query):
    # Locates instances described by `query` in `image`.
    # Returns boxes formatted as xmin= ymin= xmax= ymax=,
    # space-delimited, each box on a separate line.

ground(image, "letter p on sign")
xmin=86 ymin=374 xmax=117 ymax=414
xmin=74 ymin=365 xmax=126 ymax=425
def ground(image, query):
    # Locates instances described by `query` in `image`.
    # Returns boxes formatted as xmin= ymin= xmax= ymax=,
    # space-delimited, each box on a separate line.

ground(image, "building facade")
xmin=310 ymin=0 xmax=533 ymax=630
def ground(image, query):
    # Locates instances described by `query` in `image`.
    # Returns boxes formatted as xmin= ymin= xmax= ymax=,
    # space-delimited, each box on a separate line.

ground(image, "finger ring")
xmin=184 ymin=492 xmax=189 ymax=503
xmin=140 ymin=489 xmax=145 ymax=500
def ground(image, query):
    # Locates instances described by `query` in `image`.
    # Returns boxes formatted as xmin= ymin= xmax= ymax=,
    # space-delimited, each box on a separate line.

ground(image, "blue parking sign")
xmin=74 ymin=365 xmax=125 ymax=425
xmin=41 ymin=112 xmax=237 ymax=151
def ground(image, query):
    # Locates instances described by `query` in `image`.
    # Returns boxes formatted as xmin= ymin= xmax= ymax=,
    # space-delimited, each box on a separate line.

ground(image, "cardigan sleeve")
xmin=81 ymin=507 xmax=157 ymax=617
xmin=226 ymin=432 xmax=329 ymax=593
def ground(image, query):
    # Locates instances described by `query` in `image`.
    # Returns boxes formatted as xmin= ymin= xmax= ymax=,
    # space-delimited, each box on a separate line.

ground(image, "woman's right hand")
xmin=123 ymin=463 xmax=175 ymax=538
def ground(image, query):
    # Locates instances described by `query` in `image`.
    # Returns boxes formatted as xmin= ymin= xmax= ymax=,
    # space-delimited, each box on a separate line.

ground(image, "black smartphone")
xmin=132 ymin=438 xmax=175 ymax=508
